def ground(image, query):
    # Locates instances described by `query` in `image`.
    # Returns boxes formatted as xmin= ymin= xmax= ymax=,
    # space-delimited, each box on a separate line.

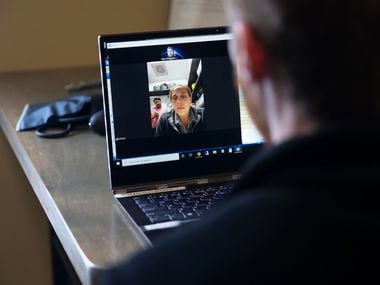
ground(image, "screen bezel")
xmin=98 ymin=27 xmax=263 ymax=189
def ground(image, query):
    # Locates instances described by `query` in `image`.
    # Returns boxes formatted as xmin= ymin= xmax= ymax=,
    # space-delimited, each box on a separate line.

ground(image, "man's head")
xmin=153 ymin=98 xmax=162 ymax=108
xmin=167 ymin=46 xmax=175 ymax=58
xmin=169 ymin=85 xmax=192 ymax=118
xmin=226 ymin=0 xmax=380 ymax=143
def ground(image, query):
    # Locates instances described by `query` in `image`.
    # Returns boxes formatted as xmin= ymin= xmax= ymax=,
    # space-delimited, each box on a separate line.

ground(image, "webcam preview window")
xmin=148 ymin=58 xmax=204 ymax=137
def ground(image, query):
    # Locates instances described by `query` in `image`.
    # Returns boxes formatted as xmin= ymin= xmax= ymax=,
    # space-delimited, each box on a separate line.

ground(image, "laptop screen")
xmin=98 ymin=27 xmax=264 ymax=188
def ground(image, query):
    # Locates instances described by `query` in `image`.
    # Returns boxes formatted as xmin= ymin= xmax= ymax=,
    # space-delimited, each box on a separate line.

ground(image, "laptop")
xmin=98 ymin=27 xmax=264 ymax=239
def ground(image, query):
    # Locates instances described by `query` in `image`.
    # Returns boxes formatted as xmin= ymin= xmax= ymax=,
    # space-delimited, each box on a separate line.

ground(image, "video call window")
xmin=105 ymin=41 xmax=244 ymax=159
xmin=147 ymin=58 xmax=205 ymax=137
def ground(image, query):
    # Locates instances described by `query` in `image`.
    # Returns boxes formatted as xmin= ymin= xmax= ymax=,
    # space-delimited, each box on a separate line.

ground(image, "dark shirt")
xmin=155 ymin=107 xmax=204 ymax=136
xmin=102 ymin=122 xmax=380 ymax=284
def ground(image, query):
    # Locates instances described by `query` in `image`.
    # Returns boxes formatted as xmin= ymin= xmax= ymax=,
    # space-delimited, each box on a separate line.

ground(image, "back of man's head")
xmin=226 ymin=0 xmax=380 ymax=124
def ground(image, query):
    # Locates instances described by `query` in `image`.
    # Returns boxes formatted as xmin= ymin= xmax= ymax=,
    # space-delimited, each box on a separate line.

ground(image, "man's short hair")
xmin=168 ymin=85 xmax=192 ymax=101
xmin=226 ymin=0 xmax=380 ymax=124
xmin=153 ymin=98 xmax=161 ymax=102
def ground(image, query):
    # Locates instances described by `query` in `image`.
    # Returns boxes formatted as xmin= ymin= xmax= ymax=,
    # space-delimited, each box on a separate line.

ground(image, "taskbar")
xmin=112 ymin=143 xmax=262 ymax=168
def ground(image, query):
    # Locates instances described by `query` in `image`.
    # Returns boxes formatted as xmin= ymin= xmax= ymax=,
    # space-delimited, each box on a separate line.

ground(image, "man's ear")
xmin=233 ymin=23 xmax=268 ymax=82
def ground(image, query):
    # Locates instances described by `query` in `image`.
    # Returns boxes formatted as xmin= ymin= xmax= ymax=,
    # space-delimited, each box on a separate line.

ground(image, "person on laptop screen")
xmin=163 ymin=46 xmax=183 ymax=60
xmin=155 ymin=85 xmax=204 ymax=136
xmin=150 ymin=97 xmax=167 ymax=129
xmin=102 ymin=0 xmax=380 ymax=284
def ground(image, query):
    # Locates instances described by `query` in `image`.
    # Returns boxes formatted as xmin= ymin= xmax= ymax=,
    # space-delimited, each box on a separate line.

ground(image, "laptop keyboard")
xmin=133 ymin=183 xmax=234 ymax=224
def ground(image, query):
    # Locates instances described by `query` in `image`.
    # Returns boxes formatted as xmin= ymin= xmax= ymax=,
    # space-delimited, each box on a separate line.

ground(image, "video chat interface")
xmin=103 ymin=33 xmax=263 ymax=168
xmin=147 ymin=58 xmax=204 ymax=131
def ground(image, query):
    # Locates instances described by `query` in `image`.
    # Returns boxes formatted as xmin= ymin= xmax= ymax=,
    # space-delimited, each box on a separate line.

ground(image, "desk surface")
xmin=0 ymin=67 xmax=150 ymax=285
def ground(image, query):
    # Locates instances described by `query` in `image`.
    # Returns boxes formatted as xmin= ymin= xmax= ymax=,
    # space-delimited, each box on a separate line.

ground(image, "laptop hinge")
xmin=114 ymin=173 xmax=241 ymax=198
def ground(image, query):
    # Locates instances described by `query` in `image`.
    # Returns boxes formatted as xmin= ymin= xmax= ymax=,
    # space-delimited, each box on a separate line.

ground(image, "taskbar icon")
xmin=179 ymin=145 xmax=243 ymax=161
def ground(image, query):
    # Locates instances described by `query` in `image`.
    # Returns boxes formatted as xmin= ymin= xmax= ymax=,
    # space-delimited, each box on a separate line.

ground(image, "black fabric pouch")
xmin=16 ymin=95 xmax=103 ymax=138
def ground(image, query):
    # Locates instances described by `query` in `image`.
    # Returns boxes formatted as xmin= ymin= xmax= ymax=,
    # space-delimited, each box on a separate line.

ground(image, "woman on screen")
xmin=155 ymin=85 xmax=204 ymax=136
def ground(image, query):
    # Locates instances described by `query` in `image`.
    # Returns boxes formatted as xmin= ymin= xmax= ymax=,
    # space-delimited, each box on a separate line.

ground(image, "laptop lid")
xmin=98 ymin=27 xmax=264 ymax=190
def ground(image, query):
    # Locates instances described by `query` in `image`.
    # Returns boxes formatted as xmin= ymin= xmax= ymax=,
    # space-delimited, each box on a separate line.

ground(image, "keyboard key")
xmin=190 ymin=194 xmax=205 ymax=199
xmin=141 ymin=205 xmax=167 ymax=213
xmin=195 ymin=203 xmax=209 ymax=208
xmin=133 ymin=197 xmax=152 ymax=206
xmin=194 ymin=209 xmax=208 ymax=216
xmin=167 ymin=204 xmax=182 ymax=210
xmin=145 ymin=209 xmax=178 ymax=217
xmin=149 ymin=215 xmax=171 ymax=223
xmin=200 ymin=198 xmax=211 ymax=202
xmin=180 ymin=210 xmax=198 ymax=219
xmin=168 ymin=213 xmax=186 ymax=221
